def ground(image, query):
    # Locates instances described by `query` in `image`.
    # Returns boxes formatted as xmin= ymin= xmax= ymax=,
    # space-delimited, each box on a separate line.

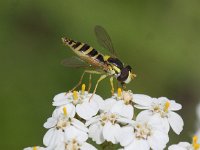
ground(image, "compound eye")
xmin=117 ymin=67 xmax=129 ymax=82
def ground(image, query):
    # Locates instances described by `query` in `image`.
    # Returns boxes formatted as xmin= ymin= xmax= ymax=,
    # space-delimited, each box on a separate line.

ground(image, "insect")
xmin=61 ymin=25 xmax=136 ymax=97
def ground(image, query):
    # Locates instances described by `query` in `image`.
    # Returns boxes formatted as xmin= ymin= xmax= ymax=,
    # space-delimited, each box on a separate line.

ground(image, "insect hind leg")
xmin=70 ymin=71 xmax=86 ymax=92
xmin=70 ymin=70 xmax=102 ymax=92
xmin=88 ymin=74 xmax=92 ymax=92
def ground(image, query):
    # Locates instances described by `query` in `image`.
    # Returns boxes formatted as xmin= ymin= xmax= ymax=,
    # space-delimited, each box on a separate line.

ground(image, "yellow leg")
xmin=110 ymin=77 xmax=114 ymax=95
xmin=89 ymin=74 xmax=107 ymax=101
xmin=88 ymin=74 xmax=92 ymax=92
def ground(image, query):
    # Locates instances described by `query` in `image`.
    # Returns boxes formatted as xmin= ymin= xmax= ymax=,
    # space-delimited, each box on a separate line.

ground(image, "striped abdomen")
xmin=62 ymin=37 xmax=106 ymax=67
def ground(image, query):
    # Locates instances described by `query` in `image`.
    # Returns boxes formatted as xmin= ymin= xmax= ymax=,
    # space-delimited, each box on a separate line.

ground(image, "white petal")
xmin=125 ymin=139 xmax=150 ymax=150
xmin=159 ymin=117 xmax=170 ymax=133
xmin=111 ymin=101 xmax=134 ymax=119
xmin=116 ymin=126 xmax=134 ymax=146
xmin=81 ymin=143 xmax=97 ymax=150
xmin=52 ymin=92 xmax=71 ymax=106
xmin=168 ymin=144 xmax=186 ymax=150
xmin=52 ymin=104 xmax=75 ymax=118
xmin=169 ymin=100 xmax=182 ymax=111
xmin=85 ymin=116 xmax=100 ymax=126
xmin=147 ymin=114 xmax=170 ymax=133
xmin=117 ymin=117 xmax=135 ymax=125
xmin=92 ymin=94 xmax=104 ymax=110
xmin=71 ymin=118 xmax=88 ymax=133
xmin=103 ymin=122 xmax=120 ymax=144
xmin=178 ymin=142 xmax=192 ymax=148
xmin=148 ymin=114 xmax=170 ymax=133
xmin=134 ymin=105 xmax=150 ymax=109
xmin=88 ymin=122 xmax=105 ymax=144
xmin=136 ymin=110 xmax=153 ymax=122
xmin=76 ymin=100 xmax=99 ymax=120
xmin=148 ymin=130 xmax=169 ymax=150
xmin=65 ymin=126 xmax=88 ymax=143
xmin=102 ymin=98 xmax=117 ymax=112
xmin=53 ymin=142 xmax=65 ymax=150
xmin=43 ymin=128 xmax=64 ymax=147
xmin=43 ymin=117 xmax=57 ymax=129
xmin=132 ymin=94 xmax=153 ymax=107
xmin=168 ymin=111 xmax=184 ymax=134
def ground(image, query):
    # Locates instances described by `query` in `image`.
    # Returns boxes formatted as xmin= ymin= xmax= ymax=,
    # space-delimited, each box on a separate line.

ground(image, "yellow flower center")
xmin=33 ymin=146 xmax=37 ymax=150
xmin=81 ymin=84 xmax=86 ymax=95
xmin=164 ymin=101 xmax=170 ymax=112
xmin=193 ymin=136 xmax=200 ymax=150
xmin=118 ymin=88 xmax=122 ymax=97
xmin=63 ymin=107 xmax=67 ymax=116
xmin=73 ymin=91 xmax=78 ymax=100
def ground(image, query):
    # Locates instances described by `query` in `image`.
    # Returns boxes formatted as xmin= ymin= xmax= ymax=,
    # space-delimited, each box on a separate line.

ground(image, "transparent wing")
xmin=94 ymin=25 xmax=117 ymax=57
xmin=61 ymin=56 xmax=90 ymax=68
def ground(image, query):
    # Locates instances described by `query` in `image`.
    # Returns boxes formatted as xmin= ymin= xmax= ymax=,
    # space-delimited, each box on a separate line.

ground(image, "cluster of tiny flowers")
xmin=25 ymin=84 xmax=200 ymax=150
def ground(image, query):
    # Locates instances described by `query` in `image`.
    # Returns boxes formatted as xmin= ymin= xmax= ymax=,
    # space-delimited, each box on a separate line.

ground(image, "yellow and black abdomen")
xmin=62 ymin=37 xmax=105 ymax=67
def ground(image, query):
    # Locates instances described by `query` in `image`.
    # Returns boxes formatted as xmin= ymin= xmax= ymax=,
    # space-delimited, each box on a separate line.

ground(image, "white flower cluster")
xmin=24 ymin=84 xmax=200 ymax=150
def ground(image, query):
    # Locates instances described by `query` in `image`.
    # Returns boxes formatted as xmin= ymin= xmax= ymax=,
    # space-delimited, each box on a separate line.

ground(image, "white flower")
xmin=49 ymin=126 xmax=97 ymax=150
xmin=117 ymin=115 xmax=169 ymax=150
xmin=168 ymin=136 xmax=200 ymax=150
xmin=133 ymin=95 xmax=183 ymax=134
xmin=86 ymin=98 xmax=134 ymax=144
xmin=24 ymin=146 xmax=46 ymax=150
xmin=108 ymin=88 xmax=134 ymax=119
xmin=43 ymin=106 xmax=88 ymax=147
xmin=168 ymin=142 xmax=192 ymax=150
xmin=53 ymin=84 xmax=104 ymax=120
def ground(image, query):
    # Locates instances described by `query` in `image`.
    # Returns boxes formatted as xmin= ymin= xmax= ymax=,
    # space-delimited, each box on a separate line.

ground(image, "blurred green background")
xmin=1 ymin=0 xmax=200 ymax=149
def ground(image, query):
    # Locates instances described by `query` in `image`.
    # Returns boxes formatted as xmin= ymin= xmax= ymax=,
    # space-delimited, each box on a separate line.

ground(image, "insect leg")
xmin=89 ymin=74 xmax=108 ymax=101
xmin=110 ymin=77 xmax=114 ymax=95
xmin=70 ymin=71 xmax=86 ymax=92
xmin=121 ymin=83 xmax=126 ymax=90
xmin=88 ymin=74 xmax=92 ymax=92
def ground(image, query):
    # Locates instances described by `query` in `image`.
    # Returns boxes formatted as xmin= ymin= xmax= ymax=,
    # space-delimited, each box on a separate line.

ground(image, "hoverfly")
xmin=61 ymin=25 xmax=136 ymax=97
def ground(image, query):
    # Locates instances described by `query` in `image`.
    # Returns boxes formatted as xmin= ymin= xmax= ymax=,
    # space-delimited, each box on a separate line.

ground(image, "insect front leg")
xmin=110 ymin=77 xmax=115 ymax=96
xmin=121 ymin=82 xmax=126 ymax=90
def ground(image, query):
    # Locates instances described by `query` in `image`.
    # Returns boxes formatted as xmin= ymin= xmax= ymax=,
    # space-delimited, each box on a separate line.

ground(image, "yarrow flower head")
xmin=117 ymin=115 xmax=169 ymax=150
xmin=168 ymin=136 xmax=200 ymax=150
xmin=24 ymin=85 xmax=187 ymax=150
xmin=43 ymin=106 xmax=88 ymax=147
xmin=53 ymin=84 xmax=104 ymax=120
xmin=133 ymin=95 xmax=184 ymax=134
